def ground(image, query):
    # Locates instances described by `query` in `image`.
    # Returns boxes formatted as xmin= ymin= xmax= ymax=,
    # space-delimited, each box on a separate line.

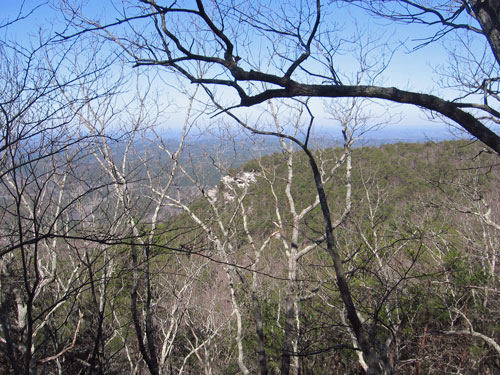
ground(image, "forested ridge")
xmin=159 ymin=140 xmax=500 ymax=374
xmin=3 ymin=1 xmax=500 ymax=374
xmin=4 ymin=137 xmax=499 ymax=374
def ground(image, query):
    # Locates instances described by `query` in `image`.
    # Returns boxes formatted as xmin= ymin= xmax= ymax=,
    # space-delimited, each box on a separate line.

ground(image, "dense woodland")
xmin=2 ymin=136 xmax=500 ymax=374
xmin=2 ymin=1 xmax=500 ymax=374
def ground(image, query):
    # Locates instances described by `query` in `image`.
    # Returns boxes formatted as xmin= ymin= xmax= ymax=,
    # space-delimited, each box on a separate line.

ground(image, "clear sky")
xmin=1 ymin=1 xmax=487 ymax=139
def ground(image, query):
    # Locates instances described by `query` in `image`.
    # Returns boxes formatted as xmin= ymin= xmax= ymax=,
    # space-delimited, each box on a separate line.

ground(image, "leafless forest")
xmin=1 ymin=1 xmax=500 ymax=374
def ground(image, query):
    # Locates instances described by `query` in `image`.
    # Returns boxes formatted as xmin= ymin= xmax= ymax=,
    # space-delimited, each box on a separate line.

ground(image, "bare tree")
xmin=17 ymin=1 xmax=500 ymax=374
xmin=416 ymin=144 xmax=500 ymax=373
xmin=0 ymin=33 xmax=108 ymax=375
xmin=60 ymin=0 xmax=500 ymax=152
xmin=0 ymin=8 xmax=146 ymax=373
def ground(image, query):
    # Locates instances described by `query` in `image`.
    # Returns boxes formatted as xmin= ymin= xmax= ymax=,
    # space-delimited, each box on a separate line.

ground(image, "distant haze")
xmin=155 ymin=123 xmax=467 ymax=152
xmin=311 ymin=123 xmax=464 ymax=147
xmin=359 ymin=124 xmax=461 ymax=143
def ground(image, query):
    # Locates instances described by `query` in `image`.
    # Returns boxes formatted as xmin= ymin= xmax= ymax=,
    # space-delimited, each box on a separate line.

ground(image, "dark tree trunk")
xmin=470 ymin=0 xmax=500 ymax=66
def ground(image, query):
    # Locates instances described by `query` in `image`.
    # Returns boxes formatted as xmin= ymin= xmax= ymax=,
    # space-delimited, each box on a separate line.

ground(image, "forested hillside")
xmin=158 ymin=140 xmax=500 ymax=375
xmin=3 ymin=1 xmax=500 ymax=374
xmin=4 ymin=137 xmax=498 ymax=374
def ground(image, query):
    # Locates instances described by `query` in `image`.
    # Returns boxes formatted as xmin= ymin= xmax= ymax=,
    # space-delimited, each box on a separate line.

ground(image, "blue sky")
xmin=1 ymin=1 xmax=487 ymax=139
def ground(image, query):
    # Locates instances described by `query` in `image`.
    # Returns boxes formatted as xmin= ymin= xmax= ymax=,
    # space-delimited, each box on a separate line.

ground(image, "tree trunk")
xmin=470 ymin=0 xmax=500 ymax=66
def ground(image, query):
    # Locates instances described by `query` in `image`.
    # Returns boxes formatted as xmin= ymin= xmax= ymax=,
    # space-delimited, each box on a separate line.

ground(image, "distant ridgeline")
xmin=141 ymin=125 xmax=461 ymax=187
